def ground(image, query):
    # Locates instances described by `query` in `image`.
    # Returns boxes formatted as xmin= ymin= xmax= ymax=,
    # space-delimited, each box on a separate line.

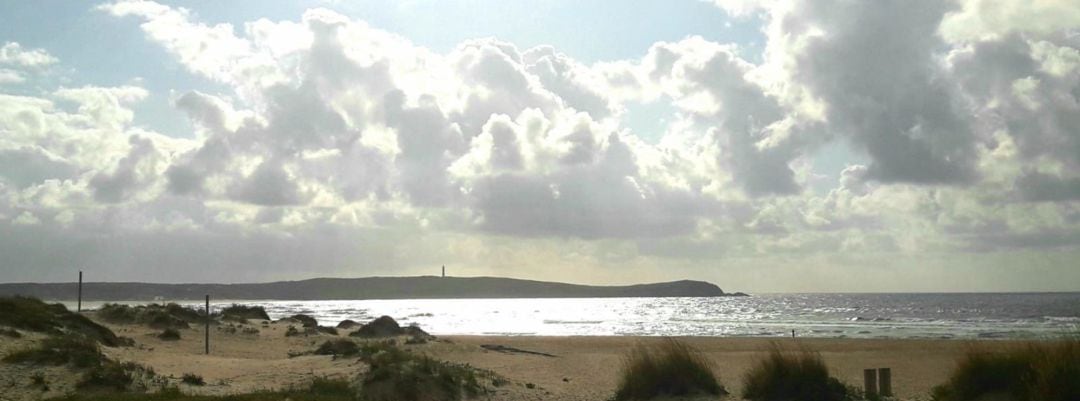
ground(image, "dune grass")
xmin=931 ymin=338 xmax=1080 ymax=401
xmin=52 ymin=378 xmax=356 ymax=401
xmin=98 ymin=303 xmax=202 ymax=330
xmin=742 ymin=344 xmax=852 ymax=401
xmin=0 ymin=296 xmax=124 ymax=346
xmin=315 ymin=338 xmax=360 ymax=357
xmin=613 ymin=338 xmax=724 ymax=400
xmin=220 ymin=305 xmax=270 ymax=322
xmin=355 ymin=341 xmax=484 ymax=401
xmin=158 ymin=328 xmax=182 ymax=341
xmin=3 ymin=335 xmax=106 ymax=368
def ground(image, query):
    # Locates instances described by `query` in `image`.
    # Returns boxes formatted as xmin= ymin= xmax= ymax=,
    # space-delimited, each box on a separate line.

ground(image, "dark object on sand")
xmin=158 ymin=328 xmax=181 ymax=341
xmin=480 ymin=344 xmax=556 ymax=358
xmin=315 ymin=338 xmax=360 ymax=356
xmin=181 ymin=373 xmax=205 ymax=386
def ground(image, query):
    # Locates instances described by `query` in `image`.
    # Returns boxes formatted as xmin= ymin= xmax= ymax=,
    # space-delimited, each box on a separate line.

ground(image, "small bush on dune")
xmin=742 ymin=344 xmax=850 ymax=401
xmin=181 ymin=373 xmax=205 ymax=386
xmin=309 ymin=376 xmax=353 ymax=396
xmin=315 ymin=339 xmax=360 ymax=357
xmin=360 ymin=353 xmax=481 ymax=401
xmin=3 ymin=335 xmax=106 ymax=368
xmin=158 ymin=328 xmax=181 ymax=341
xmin=614 ymin=338 xmax=724 ymax=400
xmin=98 ymin=303 xmax=199 ymax=330
xmin=77 ymin=361 xmax=138 ymax=391
xmin=932 ymin=338 xmax=1080 ymax=401
xmin=288 ymin=314 xmax=319 ymax=328
xmin=220 ymin=304 xmax=270 ymax=321
xmin=0 ymin=297 xmax=122 ymax=346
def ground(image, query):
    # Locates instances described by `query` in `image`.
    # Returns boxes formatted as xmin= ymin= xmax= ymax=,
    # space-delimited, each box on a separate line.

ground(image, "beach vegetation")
xmin=0 ymin=296 xmax=123 ymax=346
xmin=613 ymin=338 xmax=724 ymax=400
xmin=0 ymin=327 xmax=21 ymax=338
xmin=51 ymin=377 xmax=356 ymax=401
xmin=158 ymin=328 xmax=181 ymax=341
xmin=742 ymin=344 xmax=851 ymax=401
xmin=315 ymin=338 xmax=360 ymax=357
xmin=337 ymin=319 xmax=360 ymax=329
xmin=931 ymin=338 xmax=1080 ymax=401
xmin=30 ymin=372 xmax=48 ymax=390
xmin=181 ymin=373 xmax=205 ymax=386
xmin=286 ymin=314 xmax=319 ymax=328
xmin=220 ymin=304 xmax=270 ymax=321
xmin=3 ymin=335 xmax=106 ymax=368
xmin=98 ymin=303 xmax=202 ymax=330
xmin=78 ymin=361 xmax=142 ymax=391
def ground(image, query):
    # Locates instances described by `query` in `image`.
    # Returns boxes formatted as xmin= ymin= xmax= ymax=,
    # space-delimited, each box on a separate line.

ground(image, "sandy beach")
xmin=0 ymin=310 xmax=995 ymax=401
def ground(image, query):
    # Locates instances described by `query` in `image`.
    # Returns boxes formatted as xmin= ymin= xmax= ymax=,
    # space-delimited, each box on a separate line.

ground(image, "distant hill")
xmin=0 ymin=276 xmax=744 ymax=301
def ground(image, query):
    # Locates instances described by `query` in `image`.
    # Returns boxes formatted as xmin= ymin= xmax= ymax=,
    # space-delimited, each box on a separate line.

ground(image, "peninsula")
xmin=0 ymin=276 xmax=744 ymax=301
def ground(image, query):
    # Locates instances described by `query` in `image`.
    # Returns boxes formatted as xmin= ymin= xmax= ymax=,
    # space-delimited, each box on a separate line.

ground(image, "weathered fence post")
xmin=864 ymin=369 xmax=878 ymax=396
xmin=77 ymin=271 xmax=83 ymax=312
xmin=205 ymin=295 xmax=210 ymax=355
xmin=878 ymin=367 xmax=892 ymax=397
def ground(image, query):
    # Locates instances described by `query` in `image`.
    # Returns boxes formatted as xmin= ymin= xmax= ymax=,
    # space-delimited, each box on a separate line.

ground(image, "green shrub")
xmin=317 ymin=326 xmax=339 ymax=335
xmin=0 ymin=297 xmax=122 ymax=346
xmin=220 ymin=304 xmax=270 ymax=321
xmin=288 ymin=314 xmax=319 ymax=328
xmin=315 ymin=339 xmax=360 ymax=356
xmin=181 ymin=373 xmax=205 ymax=386
xmin=932 ymin=339 xmax=1080 ymax=401
xmin=78 ymin=361 xmax=135 ymax=390
xmin=3 ymin=335 xmax=106 ymax=368
xmin=309 ymin=376 xmax=354 ymax=396
xmin=360 ymin=354 xmax=481 ymax=401
xmin=613 ymin=338 xmax=723 ymax=400
xmin=158 ymin=328 xmax=182 ymax=341
xmin=742 ymin=344 xmax=851 ymax=401
xmin=98 ymin=303 xmax=200 ymax=330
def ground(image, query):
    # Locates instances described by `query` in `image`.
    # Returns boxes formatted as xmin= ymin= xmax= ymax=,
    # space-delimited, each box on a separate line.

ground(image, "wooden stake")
xmin=878 ymin=368 xmax=892 ymax=397
xmin=863 ymin=369 xmax=878 ymax=396
xmin=77 ymin=271 xmax=82 ymax=313
xmin=205 ymin=295 xmax=210 ymax=355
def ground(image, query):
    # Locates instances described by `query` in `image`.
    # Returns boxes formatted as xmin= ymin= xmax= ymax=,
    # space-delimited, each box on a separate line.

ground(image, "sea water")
xmin=66 ymin=292 xmax=1080 ymax=339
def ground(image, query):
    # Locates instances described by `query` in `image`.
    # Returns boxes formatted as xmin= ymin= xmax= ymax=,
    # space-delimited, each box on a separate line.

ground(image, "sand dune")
xmin=1 ymin=312 xmax=991 ymax=400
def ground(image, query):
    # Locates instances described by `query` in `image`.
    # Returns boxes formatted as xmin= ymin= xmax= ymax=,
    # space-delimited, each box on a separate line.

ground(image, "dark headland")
xmin=0 ymin=276 xmax=746 ymax=301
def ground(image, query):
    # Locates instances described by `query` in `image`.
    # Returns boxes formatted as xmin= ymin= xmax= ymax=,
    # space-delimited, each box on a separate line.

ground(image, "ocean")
xmin=65 ymin=292 xmax=1080 ymax=339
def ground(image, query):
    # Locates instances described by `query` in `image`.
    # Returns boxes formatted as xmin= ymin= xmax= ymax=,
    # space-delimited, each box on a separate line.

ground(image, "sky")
xmin=0 ymin=0 xmax=1078 ymax=292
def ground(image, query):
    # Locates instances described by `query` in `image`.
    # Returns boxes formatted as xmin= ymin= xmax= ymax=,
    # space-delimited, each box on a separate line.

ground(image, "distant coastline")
xmin=0 ymin=276 xmax=746 ymax=301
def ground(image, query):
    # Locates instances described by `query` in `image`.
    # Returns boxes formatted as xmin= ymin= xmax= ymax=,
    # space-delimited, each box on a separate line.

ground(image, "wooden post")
xmin=205 ymin=295 xmax=210 ymax=355
xmin=878 ymin=368 xmax=892 ymax=397
xmin=863 ymin=369 xmax=878 ymax=396
xmin=77 ymin=271 xmax=82 ymax=312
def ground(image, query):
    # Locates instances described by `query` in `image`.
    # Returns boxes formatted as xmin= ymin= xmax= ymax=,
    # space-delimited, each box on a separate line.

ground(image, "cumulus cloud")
xmin=0 ymin=42 xmax=57 ymax=68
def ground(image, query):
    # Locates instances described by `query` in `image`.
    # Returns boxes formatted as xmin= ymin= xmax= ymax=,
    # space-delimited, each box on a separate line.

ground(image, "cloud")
xmin=0 ymin=42 xmax=57 ymax=68
xmin=0 ymin=0 xmax=1077 ymax=290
